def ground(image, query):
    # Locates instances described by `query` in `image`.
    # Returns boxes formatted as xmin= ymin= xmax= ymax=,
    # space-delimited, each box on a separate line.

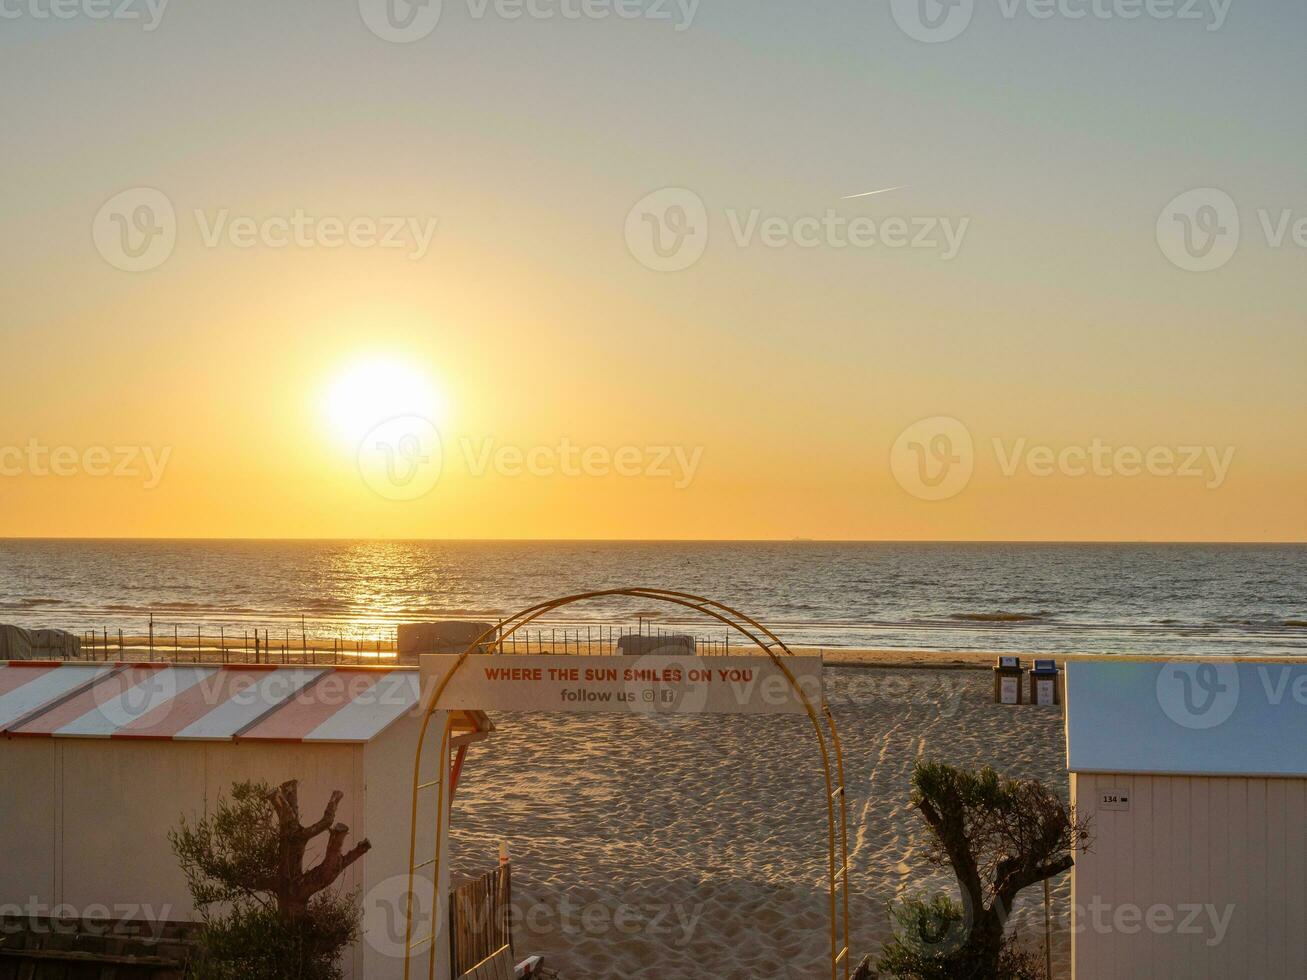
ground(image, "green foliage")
xmin=170 ymin=780 xmax=363 ymax=980
xmin=170 ymin=781 xmax=280 ymax=911
xmin=877 ymin=895 xmax=1044 ymax=980
xmin=185 ymin=897 xmax=360 ymax=980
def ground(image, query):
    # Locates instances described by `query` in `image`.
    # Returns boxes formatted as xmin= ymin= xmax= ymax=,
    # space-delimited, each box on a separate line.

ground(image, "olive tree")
xmin=170 ymin=779 xmax=371 ymax=980
xmin=877 ymin=762 xmax=1089 ymax=979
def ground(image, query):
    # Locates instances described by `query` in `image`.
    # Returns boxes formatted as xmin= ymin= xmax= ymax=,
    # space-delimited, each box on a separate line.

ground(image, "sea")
xmin=0 ymin=539 xmax=1303 ymax=657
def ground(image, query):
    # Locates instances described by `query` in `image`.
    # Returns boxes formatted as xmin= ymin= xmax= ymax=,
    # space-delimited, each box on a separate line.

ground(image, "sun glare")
xmin=324 ymin=357 xmax=443 ymax=447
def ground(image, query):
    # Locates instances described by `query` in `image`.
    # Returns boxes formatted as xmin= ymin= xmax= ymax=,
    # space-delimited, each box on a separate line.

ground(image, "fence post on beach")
xmin=221 ymin=627 xmax=226 ymax=663
xmin=1044 ymin=878 xmax=1053 ymax=978
xmin=148 ymin=615 xmax=154 ymax=661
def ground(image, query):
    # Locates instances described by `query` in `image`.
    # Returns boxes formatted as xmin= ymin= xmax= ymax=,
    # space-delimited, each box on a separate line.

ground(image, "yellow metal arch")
xmin=404 ymin=589 xmax=852 ymax=980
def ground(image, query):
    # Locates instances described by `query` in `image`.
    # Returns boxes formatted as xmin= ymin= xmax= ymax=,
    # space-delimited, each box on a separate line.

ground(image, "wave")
xmin=948 ymin=612 xmax=1046 ymax=624
xmin=396 ymin=607 xmax=505 ymax=619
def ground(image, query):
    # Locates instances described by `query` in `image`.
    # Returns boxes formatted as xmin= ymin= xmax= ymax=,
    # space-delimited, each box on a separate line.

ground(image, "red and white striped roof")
xmin=0 ymin=661 xmax=442 ymax=744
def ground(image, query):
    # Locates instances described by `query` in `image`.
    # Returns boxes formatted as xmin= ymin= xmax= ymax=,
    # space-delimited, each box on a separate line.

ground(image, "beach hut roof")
xmin=1065 ymin=660 xmax=1307 ymax=778
xmin=0 ymin=661 xmax=490 ymax=745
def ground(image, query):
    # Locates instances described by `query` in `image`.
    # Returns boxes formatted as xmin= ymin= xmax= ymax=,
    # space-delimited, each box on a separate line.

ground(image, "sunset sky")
xmin=2 ymin=1 xmax=1304 ymax=541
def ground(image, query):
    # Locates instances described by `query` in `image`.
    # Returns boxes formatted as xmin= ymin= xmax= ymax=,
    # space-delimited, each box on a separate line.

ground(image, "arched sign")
xmin=403 ymin=588 xmax=852 ymax=980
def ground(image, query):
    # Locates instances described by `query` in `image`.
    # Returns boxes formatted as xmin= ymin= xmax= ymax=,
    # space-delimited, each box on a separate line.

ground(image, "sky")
xmin=1 ymin=0 xmax=1304 ymax=541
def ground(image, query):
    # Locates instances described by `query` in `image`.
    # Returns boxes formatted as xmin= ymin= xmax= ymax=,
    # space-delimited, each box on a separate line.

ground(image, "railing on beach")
xmin=65 ymin=618 xmax=740 ymax=665
xmin=77 ymin=620 xmax=397 ymax=665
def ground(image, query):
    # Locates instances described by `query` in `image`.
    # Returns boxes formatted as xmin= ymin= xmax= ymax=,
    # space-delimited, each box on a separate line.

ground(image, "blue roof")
xmin=1065 ymin=660 xmax=1307 ymax=778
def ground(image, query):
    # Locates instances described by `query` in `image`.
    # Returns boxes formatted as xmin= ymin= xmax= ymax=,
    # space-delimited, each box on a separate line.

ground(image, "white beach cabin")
xmin=0 ymin=660 xmax=492 ymax=980
xmin=1065 ymin=660 xmax=1307 ymax=980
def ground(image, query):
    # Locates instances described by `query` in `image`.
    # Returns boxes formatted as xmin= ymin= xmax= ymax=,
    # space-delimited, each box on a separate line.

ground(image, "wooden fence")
xmin=450 ymin=864 xmax=513 ymax=978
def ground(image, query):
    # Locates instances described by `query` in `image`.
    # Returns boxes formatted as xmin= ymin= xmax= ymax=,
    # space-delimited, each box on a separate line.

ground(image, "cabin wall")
xmin=0 ymin=738 xmax=370 ymax=972
xmin=359 ymin=710 xmax=452 ymax=980
xmin=0 ymin=738 xmax=58 ymax=904
xmin=1072 ymin=772 xmax=1307 ymax=980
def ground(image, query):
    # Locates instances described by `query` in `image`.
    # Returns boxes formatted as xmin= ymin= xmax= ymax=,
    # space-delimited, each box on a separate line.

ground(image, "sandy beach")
xmin=450 ymin=660 xmax=1072 ymax=978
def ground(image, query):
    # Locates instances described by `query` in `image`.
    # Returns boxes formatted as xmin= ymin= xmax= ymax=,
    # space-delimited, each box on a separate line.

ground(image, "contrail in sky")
xmin=841 ymin=185 xmax=908 ymax=200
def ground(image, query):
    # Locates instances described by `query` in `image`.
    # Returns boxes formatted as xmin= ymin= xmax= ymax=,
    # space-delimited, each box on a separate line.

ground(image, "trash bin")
xmin=1029 ymin=659 xmax=1062 ymax=706
xmin=993 ymin=656 xmax=1024 ymax=705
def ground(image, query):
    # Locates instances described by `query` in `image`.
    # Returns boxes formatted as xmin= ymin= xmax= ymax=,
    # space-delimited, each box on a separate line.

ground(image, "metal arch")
xmin=403 ymin=589 xmax=852 ymax=980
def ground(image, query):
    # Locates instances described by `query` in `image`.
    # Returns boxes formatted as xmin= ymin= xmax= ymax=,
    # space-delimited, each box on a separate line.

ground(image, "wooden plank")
xmin=1189 ymin=776 xmax=1210 ymax=980
xmin=1286 ymin=779 xmax=1307 ymax=979
xmin=457 ymin=944 xmax=512 ymax=980
xmin=1265 ymin=778 xmax=1286 ymax=980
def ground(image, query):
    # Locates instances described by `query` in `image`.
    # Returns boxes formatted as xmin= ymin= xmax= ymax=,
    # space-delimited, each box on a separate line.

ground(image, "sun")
xmin=323 ymin=356 xmax=444 ymax=448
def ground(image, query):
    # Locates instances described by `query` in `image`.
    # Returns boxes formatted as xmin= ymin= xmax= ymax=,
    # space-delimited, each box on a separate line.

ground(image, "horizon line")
xmin=2 ymin=536 xmax=1305 ymax=546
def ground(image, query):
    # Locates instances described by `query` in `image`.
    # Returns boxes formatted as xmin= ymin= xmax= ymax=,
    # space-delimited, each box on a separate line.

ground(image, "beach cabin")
xmin=1065 ymin=660 xmax=1307 ymax=979
xmin=0 ymin=660 xmax=492 ymax=980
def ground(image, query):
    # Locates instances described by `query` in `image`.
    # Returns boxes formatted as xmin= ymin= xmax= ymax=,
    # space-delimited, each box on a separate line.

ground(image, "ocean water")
xmin=0 ymin=539 xmax=1303 ymax=656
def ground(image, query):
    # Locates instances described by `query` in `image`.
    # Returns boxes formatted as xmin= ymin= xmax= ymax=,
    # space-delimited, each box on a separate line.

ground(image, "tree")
xmin=170 ymin=779 xmax=371 ymax=980
xmin=877 ymin=762 xmax=1089 ymax=979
